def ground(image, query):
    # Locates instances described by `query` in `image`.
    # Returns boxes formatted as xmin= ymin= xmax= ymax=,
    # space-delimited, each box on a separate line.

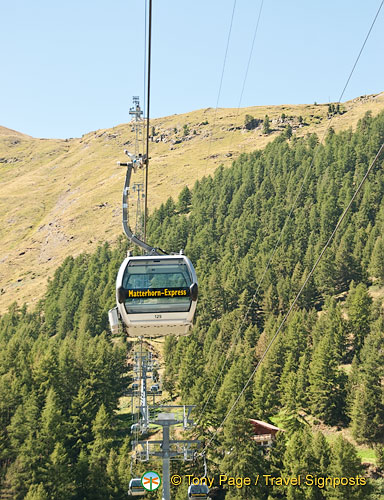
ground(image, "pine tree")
xmin=313 ymin=298 xmax=347 ymax=362
xmin=283 ymin=427 xmax=328 ymax=500
xmin=308 ymin=333 xmax=346 ymax=425
xmin=263 ymin=115 xmax=271 ymax=134
xmin=39 ymin=388 xmax=66 ymax=457
xmin=88 ymin=404 xmax=115 ymax=461
xmin=346 ymin=282 xmax=372 ymax=356
xmin=369 ymin=236 xmax=384 ymax=282
xmin=350 ymin=329 xmax=384 ymax=443
xmin=74 ymin=449 xmax=90 ymax=499
xmin=116 ymin=437 xmax=132 ymax=494
xmin=77 ymin=287 xmax=102 ymax=337
xmin=178 ymin=337 xmax=203 ymax=401
xmin=68 ymin=385 xmax=95 ymax=456
xmin=295 ymin=351 xmax=310 ymax=410
xmin=328 ymin=436 xmax=367 ymax=499
xmin=215 ymin=356 xmax=250 ymax=423
xmin=279 ymin=353 xmax=299 ymax=411
xmin=87 ymin=405 xmax=115 ymax=499
xmin=220 ymin=399 xmax=268 ymax=499
xmin=284 ymin=124 xmax=293 ymax=140
xmin=177 ymin=185 xmax=192 ymax=214
xmin=24 ymin=483 xmax=49 ymax=500
xmin=46 ymin=442 xmax=74 ymax=499
xmin=8 ymin=393 xmax=40 ymax=451
xmin=6 ymin=433 xmax=42 ymax=498
xmin=334 ymin=229 xmax=361 ymax=292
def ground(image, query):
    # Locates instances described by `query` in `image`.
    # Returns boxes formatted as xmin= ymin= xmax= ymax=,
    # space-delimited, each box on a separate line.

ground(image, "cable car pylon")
xmin=108 ymin=1 xmax=201 ymax=498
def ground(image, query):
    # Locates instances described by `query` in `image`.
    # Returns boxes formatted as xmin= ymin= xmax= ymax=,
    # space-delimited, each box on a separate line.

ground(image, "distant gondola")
xmin=128 ymin=478 xmax=146 ymax=496
xmin=188 ymin=483 xmax=209 ymax=498
xmin=115 ymin=254 xmax=198 ymax=337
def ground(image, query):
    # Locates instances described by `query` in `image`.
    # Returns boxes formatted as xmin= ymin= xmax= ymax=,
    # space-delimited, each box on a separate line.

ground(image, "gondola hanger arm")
xmin=118 ymin=158 xmax=161 ymax=256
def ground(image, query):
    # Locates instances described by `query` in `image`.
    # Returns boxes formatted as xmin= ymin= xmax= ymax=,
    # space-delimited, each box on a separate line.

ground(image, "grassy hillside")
xmin=1 ymin=92 xmax=384 ymax=311
xmin=0 ymin=126 xmax=30 ymax=138
xmin=1 ymin=113 xmax=384 ymax=499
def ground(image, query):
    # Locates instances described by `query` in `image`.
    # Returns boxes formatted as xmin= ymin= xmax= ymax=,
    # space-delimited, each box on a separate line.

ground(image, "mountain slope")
xmin=0 ymin=125 xmax=30 ymax=137
xmin=0 ymin=105 xmax=384 ymax=500
xmin=1 ymin=93 xmax=384 ymax=311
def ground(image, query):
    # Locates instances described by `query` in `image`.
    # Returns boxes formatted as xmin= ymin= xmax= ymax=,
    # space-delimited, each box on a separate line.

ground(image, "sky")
xmin=1 ymin=0 xmax=383 ymax=139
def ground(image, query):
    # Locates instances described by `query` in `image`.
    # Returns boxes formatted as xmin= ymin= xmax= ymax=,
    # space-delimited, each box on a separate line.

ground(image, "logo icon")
xmin=141 ymin=471 xmax=161 ymax=491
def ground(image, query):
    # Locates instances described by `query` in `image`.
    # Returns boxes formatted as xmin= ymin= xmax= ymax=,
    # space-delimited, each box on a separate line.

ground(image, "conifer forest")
xmin=1 ymin=112 xmax=384 ymax=499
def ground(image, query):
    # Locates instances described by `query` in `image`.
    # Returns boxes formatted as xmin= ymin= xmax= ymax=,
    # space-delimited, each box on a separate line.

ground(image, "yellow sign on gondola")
xmin=127 ymin=288 xmax=190 ymax=298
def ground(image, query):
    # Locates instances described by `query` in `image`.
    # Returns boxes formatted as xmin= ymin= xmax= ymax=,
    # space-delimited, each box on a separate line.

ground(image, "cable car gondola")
xmin=107 ymin=103 xmax=198 ymax=338
xmin=115 ymin=254 xmax=198 ymax=337
xmin=128 ymin=478 xmax=146 ymax=496
xmin=188 ymin=483 xmax=209 ymax=499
